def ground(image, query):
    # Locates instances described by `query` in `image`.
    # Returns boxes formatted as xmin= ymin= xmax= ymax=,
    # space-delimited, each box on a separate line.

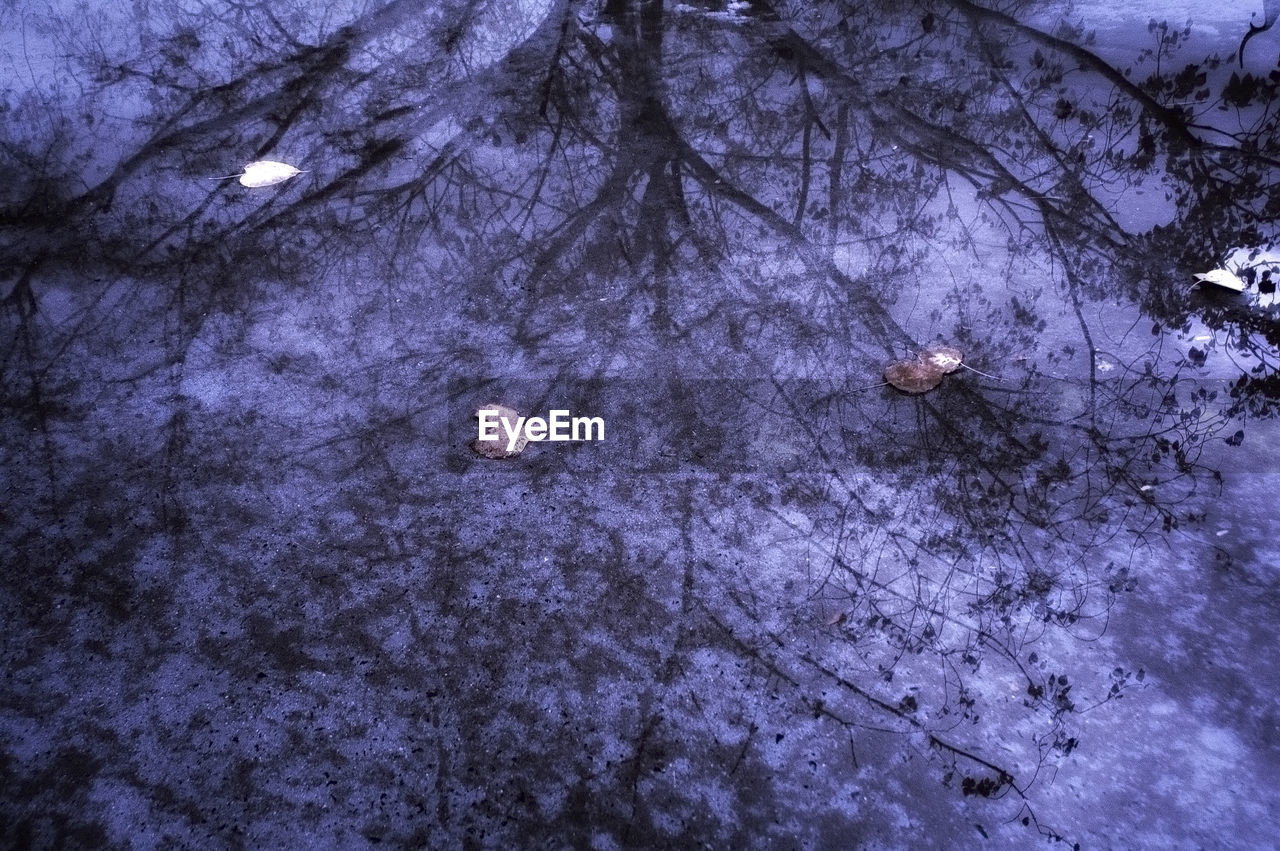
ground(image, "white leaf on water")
xmin=1192 ymin=268 xmax=1246 ymax=292
xmin=920 ymin=345 xmax=964 ymax=375
xmin=238 ymin=160 xmax=304 ymax=188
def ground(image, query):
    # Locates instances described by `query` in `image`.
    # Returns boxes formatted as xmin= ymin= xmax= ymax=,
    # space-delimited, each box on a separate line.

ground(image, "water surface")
xmin=2 ymin=1 xmax=1278 ymax=847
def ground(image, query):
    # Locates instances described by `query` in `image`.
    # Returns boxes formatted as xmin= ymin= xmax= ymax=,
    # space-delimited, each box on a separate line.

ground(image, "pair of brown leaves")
xmin=883 ymin=345 xmax=964 ymax=394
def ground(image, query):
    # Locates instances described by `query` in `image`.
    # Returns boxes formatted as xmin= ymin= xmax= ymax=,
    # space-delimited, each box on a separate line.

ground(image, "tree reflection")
xmin=2 ymin=0 xmax=1278 ymax=844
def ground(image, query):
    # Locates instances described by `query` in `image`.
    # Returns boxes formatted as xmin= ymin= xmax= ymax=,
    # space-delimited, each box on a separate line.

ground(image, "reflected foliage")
xmin=2 ymin=0 xmax=1278 ymax=845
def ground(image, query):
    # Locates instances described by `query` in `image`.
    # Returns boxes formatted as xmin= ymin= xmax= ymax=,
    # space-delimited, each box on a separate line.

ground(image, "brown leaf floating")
xmin=884 ymin=359 xmax=944 ymax=394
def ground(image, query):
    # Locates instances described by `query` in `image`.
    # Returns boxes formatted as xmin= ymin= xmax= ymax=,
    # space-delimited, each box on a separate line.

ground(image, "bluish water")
xmin=2 ymin=1 xmax=1278 ymax=847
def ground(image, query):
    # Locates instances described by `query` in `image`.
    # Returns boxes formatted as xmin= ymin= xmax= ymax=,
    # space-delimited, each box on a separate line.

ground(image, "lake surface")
xmin=2 ymin=1 xmax=1278 ymax=847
